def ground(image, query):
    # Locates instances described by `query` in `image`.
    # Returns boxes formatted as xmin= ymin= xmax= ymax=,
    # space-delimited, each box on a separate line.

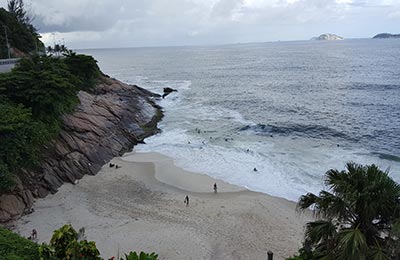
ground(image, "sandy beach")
xmin=14 ymin=151 xmax=312 ymax=260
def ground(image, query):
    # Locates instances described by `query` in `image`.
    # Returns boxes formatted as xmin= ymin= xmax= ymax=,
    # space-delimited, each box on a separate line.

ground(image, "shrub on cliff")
xmin=7 ymin=56 xmax=80 ymax=127
xmin=0 ymin=227 xmax=40 ymax=260
xmin=64 ymin=52 xmax=101 ymax=92
xmin=0 ymin=101 xmax=48 ymax=192
xmin=293 ymin=163 xmax=400 ymax=260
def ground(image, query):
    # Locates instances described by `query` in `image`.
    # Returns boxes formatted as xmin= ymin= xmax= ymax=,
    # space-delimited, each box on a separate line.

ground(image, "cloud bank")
xmin=0 ymin=0 xmax=399 ymax=48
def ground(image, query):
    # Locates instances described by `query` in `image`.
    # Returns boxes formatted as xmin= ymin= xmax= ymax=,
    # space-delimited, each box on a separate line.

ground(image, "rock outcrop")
xmin=0 ymin=76 xmax=163 ymax=224
xmin=373 ymin=33 xmax=400 ymax=39
xmin=311 ymin=34 xmax=344 ymax=41
xmin=162 ymin=87 xmax=177 ymax=99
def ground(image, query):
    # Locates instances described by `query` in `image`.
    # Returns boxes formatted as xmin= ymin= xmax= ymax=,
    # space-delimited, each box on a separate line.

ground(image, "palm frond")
xmin=305 ymin=220 xmax=337 ymax=247
xmin=368 ymin=239 xmax=391 ymax=260
xmin=297 ymin=192 xmax=319 ymax=212
xmin=337 ymin=227 xmax=367 ymax=260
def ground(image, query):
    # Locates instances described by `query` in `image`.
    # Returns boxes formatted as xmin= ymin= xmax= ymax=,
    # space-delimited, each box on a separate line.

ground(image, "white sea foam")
xmin=134 ymin=79 xmax=400 ymax=201
xmin=85 ymin=45 xmax=400 ymax=202
xmin=136 ymin=127 xmax=400 ymax=201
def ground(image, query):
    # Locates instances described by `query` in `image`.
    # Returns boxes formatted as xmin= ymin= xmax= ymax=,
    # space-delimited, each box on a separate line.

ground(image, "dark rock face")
xmin=373 ymin=33 xmax=400 ymax=39
xmin=0 ymin=77 xmax=163 ymax=224
xmin=162 ymin=87 xmax=177 ymax=99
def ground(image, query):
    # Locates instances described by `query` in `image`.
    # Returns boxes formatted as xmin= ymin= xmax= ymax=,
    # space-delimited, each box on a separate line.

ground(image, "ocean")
xmin=81 ymin=39 xmax=400 ymax=201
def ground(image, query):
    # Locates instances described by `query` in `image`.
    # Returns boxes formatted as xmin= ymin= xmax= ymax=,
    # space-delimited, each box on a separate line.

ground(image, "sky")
xmin=1 ymin=0 xmax=399 ymax=49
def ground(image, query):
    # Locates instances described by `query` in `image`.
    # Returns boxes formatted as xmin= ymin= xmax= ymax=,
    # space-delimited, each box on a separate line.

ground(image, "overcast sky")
xmin=1 ymin=0 xmax=399 ymax=49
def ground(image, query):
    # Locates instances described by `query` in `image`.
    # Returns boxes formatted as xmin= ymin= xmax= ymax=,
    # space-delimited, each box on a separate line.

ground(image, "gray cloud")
xmin=0 ymin=0 xmax=398 ymax=48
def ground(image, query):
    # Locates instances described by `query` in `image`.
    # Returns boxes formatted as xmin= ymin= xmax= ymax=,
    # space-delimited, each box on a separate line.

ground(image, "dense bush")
xmin=0 ymin=101 xmax=47 ymax=186
xmin=64 ymin=52 xmax=101 ymax=92
xmin=0 ymin=227 xmax=40 ymax=260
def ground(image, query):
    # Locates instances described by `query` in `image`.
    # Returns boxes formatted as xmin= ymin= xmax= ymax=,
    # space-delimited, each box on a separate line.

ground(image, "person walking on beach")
xmin=184 ymin=195 xmax=189 ymax=206
xmin=214 ymin=183 xmax=218 ymax=194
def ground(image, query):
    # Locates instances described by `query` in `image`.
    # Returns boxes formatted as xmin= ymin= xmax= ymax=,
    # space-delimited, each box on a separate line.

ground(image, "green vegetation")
xmin=0 ymin=225 xmax=158 ymax=260
xmin=0 ymin=1 xmax=102 ymax=194
xmin=0 ymin=227 xmax=40 ymax=260
xmin=0 ymin=0 xmax=44 ymax=58
xmin=0 ymin=53 xmax=101 ymax=193
xmin=288 ymin=163 xmax=400 ymax=260
xmin=39 ymin=224 xmax=101 ymax=260
xmin=63 ymin=53 xmax=101 ymax=92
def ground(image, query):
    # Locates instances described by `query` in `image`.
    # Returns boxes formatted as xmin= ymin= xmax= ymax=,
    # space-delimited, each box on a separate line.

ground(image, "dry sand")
xmin=14 ymin=151 xmax=312 ymax=260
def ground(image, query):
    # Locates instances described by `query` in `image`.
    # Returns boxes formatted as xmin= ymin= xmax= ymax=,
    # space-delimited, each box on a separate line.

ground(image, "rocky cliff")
xmin=0 ymin=76 xmax=163 ymax=224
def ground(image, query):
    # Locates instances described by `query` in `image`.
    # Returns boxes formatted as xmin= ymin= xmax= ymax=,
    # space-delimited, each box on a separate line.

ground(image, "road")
xmin=0 ymin=58 xmax=19 ymax=73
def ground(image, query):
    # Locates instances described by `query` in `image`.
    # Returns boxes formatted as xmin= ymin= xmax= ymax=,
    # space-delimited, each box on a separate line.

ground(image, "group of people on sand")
xmin=109 ymin=163 xmax=121 ymax=169
xmin=184 ymin=183 xmax=218 ymax=207
xmin=27 ymin=229 xmax=37 ymax=241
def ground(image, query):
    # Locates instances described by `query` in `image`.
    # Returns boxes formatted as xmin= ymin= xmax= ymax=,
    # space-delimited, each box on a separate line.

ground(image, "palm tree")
xmin=46 ymin=45 xmax=53 ymax=55
xmin=297 ymin=162 xmax=400 ymax=260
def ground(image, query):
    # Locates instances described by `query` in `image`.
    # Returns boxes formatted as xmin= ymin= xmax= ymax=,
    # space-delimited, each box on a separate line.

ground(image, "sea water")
xmin=81 ymin=39 xmax=400 ymax=201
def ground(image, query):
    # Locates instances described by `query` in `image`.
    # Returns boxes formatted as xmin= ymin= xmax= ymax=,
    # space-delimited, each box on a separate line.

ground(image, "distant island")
xmin=373 ymin=33 xmax=400 ymax=39
xmin=311 ymin=34 xmax=344 ymax=41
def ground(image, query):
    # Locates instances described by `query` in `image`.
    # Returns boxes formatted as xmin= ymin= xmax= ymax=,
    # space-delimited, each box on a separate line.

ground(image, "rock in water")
xmin=162 ymin=87 xmax=178 ymax=98
xmin=373 ymin=33 xmax=400 ymax=39
xmin=311 ymin=34 xmax=344 ymax=41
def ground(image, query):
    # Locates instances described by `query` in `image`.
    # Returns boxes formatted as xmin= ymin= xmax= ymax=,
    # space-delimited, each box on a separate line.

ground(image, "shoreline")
xmin=14 ymin=151 xmax=312 ymax=260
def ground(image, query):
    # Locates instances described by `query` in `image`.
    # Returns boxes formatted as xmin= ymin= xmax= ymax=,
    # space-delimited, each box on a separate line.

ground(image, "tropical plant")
xmin=121 ymin=251 xmax=159 ymax=260
xmin=38 ymin=243 xmax=56 ymax=260
xmin=40 ymin=224 xmax=102 ymax=260
xmin=296 ymin=162 xmax=400 ymax=259
xmin=50 ymin=224 xmax=79 ymax=259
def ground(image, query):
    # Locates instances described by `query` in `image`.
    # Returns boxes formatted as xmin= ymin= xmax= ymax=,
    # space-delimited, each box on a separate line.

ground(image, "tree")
xmin=0 ymin=6 xmax=43 ymax=57
xmin=7 ymin=0 xmax=32 ymax=25
xmin=46 ymin=45 xmax=53 ymax=54
xmin=296 ymin=162 xmax=400 ymax=259
xmin=53 ymin=43 xmax=61 ymax=55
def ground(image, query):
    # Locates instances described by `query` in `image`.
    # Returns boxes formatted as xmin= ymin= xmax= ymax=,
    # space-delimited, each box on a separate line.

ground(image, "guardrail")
xmin=0 ymin=58 xmax=20 ymax=65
